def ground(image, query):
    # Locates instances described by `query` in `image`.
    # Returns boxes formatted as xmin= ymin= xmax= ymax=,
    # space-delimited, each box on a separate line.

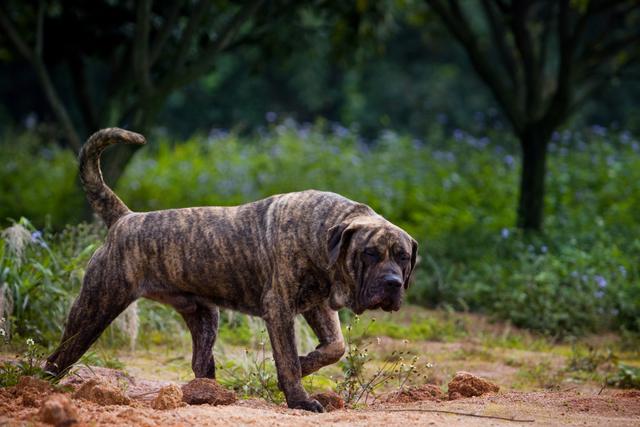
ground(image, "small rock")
xmin=74 ymin=378 xmax=131 ymax=405
xmin=152 ymin=384 xmax=183 ymax=410
xmin=21 ymin=389 xmax=41 ymax=407
xmin=181 ymin=378 xmax=237 ymax=405
xmin=449 ymin=391 xmax=463 ymax=400
xmin=39 ymin=393 xmax=79 ymax=426
xmin=311 ymin=391 xmax=344 ymax=412
xmin=448 ymin=371 xmax=499 ymax=399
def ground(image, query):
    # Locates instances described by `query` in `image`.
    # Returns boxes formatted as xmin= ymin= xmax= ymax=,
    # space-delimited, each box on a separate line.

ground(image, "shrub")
xmin=0 ymin=218 xmax=101 ymax=345
xmin=337 ymin=316 xmax=434 ymax=405
xmin=0 ymin=132 xmax=84 ymax=228
xmin=607 ymin=364 xmax=640 ymax=389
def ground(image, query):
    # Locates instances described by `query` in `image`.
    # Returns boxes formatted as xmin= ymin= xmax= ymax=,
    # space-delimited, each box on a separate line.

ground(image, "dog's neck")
xmin=328 ymin=268 xmax=356 ymax=311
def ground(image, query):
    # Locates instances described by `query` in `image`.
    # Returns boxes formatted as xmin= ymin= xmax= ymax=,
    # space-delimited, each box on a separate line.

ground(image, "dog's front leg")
xmin=300 ymin=303 xmax=345 ymax=376
xmin=263 ymin=293 xmax=324 ymax=412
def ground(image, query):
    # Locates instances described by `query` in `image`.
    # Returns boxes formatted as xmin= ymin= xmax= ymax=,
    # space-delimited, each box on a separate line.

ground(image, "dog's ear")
xmin=327 ymin=221 xmax=358 ymax=267
xmin=403 ymin=238 xmax=418 ymax=289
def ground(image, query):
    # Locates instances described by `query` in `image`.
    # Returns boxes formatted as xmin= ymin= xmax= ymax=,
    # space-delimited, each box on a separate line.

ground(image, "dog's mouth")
xmin=361 ymin=292 xmax=402 ymax=313
xmin=381 ymin=300 xmax=401 ymax=312
xmin=378 ymin=297 xmax=402 ymax=312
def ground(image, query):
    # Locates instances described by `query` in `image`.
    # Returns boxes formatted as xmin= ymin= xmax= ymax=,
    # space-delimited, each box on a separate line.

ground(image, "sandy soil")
xmin=0 ymin=366 xmax=638 ymax=427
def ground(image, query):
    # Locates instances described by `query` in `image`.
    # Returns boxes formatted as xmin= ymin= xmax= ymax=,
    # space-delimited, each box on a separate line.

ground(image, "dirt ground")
xmin=1 ymin=364 xmax=639 ymax=426
xmin=2 ymin=309 xmax=639 ymax=426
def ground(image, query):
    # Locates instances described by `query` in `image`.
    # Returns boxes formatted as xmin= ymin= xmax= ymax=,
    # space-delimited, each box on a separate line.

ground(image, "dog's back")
xmin=99 ymin=190 xmax=372 ymax=315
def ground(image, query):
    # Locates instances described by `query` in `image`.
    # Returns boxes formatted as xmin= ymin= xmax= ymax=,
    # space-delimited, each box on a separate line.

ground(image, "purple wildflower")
xmin=266 ymin=111 xmax=277 ymax=123
xmin=594 ymin=275 xmax=607 ymax=289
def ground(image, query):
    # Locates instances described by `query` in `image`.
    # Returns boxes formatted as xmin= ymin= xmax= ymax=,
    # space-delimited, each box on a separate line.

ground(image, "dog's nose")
xmin=382 ymin=274 xmax=403 ymax=288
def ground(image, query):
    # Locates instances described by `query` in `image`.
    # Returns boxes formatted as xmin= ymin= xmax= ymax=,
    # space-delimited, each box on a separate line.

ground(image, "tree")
xmin=423 ymin=0 xmax=640 ymax=230
xmin=0 ymin=0 xmax=299 ymax=183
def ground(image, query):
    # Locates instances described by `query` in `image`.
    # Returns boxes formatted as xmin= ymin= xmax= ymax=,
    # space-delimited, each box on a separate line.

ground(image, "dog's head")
xmin=327 ymin=216 xmax=418 ymax=314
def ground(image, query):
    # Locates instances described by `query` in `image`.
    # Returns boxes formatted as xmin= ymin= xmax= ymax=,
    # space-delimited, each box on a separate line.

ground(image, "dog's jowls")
xmin=46 ymin=128 xmax=418 ymax=412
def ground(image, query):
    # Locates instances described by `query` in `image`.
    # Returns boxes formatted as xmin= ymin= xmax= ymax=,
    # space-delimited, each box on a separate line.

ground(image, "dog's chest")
xmin=295 ymin=271 xmax=332 ymax=313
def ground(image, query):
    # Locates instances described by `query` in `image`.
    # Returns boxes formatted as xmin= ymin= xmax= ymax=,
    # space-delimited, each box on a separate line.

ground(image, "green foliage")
xmin=344 ymin=313 xmax=464 ymax=342
xmin=558 ymin=342 xmax=640 ymax=390
xmin=567 ymin=345 xmax=616 ymax=374
xmin=607 ymin=364 xmax=640 ymax=389
xmin=0 ymin=218 xmax=102 ymax=345
xmin=117 ymin=125 xmax=639 ymax=337
xmin=0 ymin=133 xmax=84 ymax=228
xmin=79 ymin=350 xmax=126 ymax=371
xmin=410 ymin=130 xmax=640 ymax=337
xmin=1 ymin=126 xmax=639 ymax=339
xmin=118 ymin=123 xmax=517 ymax=239
xmin=0 ymin=338 xmax=55 ymax=387
xmin=217 ymin=315 xmax=255 ymax=347
xmin=217 ymin=330 xmax=283 ymax=403
xmin=516 ymin=360 xmax=564 ymax=390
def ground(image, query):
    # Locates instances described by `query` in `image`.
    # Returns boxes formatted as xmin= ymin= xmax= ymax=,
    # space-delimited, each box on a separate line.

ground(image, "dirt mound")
xmin=15 ymin=376 xmax=54 ymax=407
xmin=39 ymin=393 xmax=79 ymax=426
xmin=181 ymin=378 xmax=237 ymax=405
xmin=448 ymin=371 xmax=499 ymax=399
xmin=152 ymin=384 xmax=184 ymax=410
xmin=0 ymin=387 xmax=15 ymax=413
xmin=16 ymin=376 xmax=53 ymax=393
xmin=73 ymin=378 xmax=131 ymax=406
xmin=311 ymin=391 xmax=344 ymax=411
xmin=381 ymin=384 xmax=445 ymax=403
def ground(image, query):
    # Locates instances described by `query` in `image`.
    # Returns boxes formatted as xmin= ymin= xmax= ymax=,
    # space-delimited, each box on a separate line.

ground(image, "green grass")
xmin=344 ymin=313 xmax=465 ymax=343
xmin=515 ymin=360 xmax=564 ymax=390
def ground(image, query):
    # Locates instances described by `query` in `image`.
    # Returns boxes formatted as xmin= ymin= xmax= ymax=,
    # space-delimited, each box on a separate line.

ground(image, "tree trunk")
xmin=516 ymin=129 xmax=549 ymax=231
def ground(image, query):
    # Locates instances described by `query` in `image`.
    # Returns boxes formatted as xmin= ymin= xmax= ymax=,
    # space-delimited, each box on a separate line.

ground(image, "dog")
xmin=46 ymin=128 xmax=418 ymax=412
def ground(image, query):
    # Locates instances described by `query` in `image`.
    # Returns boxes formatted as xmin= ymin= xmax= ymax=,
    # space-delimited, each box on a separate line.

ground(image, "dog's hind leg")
xmin=142 ymin=290 xmax=219 ymax=379
xmin=46 ymin=258 xmax=137 ymax=375
xmin=299 ymin=303 xmax=345 ymax=377
xmin=180 ymin=303 xmax=219 ymax=378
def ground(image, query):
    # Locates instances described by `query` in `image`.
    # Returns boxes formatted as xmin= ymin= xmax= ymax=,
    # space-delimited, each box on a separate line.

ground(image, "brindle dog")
xmin=46 ymin=128 xmax=418 ymax=412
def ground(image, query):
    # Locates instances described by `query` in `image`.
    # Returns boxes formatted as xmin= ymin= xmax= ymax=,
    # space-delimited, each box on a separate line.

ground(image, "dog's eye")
xmin=397 ymin=252 xmax=410 ymax=262
xmin=363 ymin=248 xmax=379 ymax=260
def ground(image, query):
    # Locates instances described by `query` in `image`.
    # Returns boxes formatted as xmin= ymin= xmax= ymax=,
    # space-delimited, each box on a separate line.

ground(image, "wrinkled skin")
xmin=327 ymin=216 xmax=418 ymax=315
xmin=46 ymin=128 xmax=418 ymax=413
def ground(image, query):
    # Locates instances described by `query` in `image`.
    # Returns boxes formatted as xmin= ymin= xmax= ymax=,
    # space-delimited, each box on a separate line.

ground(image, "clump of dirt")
xmin=16 ymin=376 xmax=52 ymax=393
xmin=73 ymin=378 xmax=131 ymax=406
xmin=15 ymin=376 xmax=54 ymax=407
xmin=447 ymin=371 xmax=499 ymax=399
xmin=152 ymin=384 xmax=184 ymax=410
xmin=181 ymin=378 xmax=237 ymax=405
xmin=381 ymin=384 xmax=445 ymax=403
xmin=614 ymin=389 xmax=640 ymax=398
xmin=39 ymin=393 xmax=79 ymax=426
xmin=311 ymin=391 xmax=344 ymax=411
xmin=0 ymin=387 xmax=15 ymax=413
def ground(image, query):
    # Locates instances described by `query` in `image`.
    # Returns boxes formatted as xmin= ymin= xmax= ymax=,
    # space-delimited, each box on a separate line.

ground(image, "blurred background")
xmin=0 ymin=0 xmax=639 ymax=369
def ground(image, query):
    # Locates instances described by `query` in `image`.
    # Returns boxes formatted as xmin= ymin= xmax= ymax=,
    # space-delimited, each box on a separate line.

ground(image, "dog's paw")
xmin=290 ymin=398 xmax=325 ymax=413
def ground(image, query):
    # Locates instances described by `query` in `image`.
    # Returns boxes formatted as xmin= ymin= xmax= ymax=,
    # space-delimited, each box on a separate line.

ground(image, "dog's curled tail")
xmin=79 ymin=128 xmax=146 ymax=228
